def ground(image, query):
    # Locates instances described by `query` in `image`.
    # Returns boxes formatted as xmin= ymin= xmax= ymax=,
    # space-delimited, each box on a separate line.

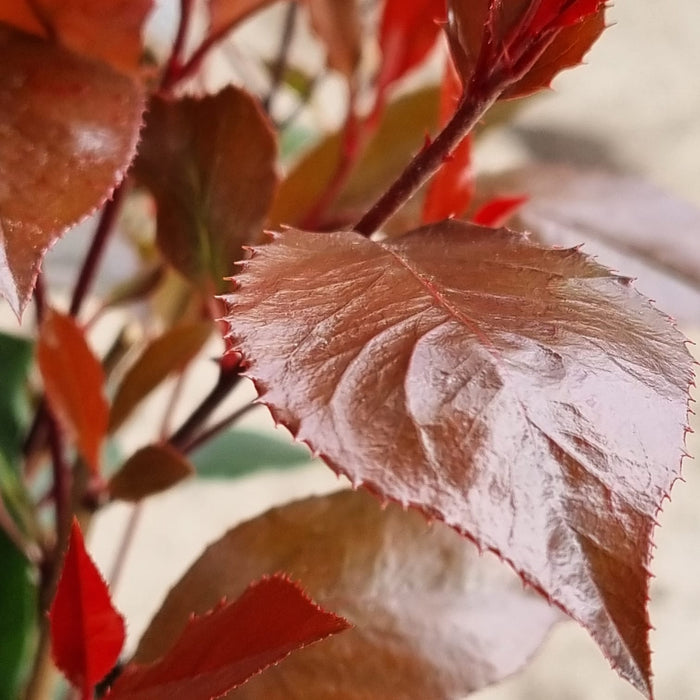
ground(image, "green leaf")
xmin=0 ymin=331 xmax=32 ymax=465
xmin=0 ymin=529 xmax=37 ymax=700
xmin=191 ymin=430 xmax=311 ymax=479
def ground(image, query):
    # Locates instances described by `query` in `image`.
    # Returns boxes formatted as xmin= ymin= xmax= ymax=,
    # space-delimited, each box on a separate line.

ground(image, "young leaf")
xmin=447 ymin=0 xmax=606 ymax=99
xmin=133 ymin=490 xmax=561 ymax=698
xmin=109 ymin=444 xmax=194 ymax=502
xmin=472 ymin=194 xmax=528 ymax=227
xmin=0 ymin=27 xmax=145 ymax=318
xmin=49 ymin=518 xmax=125 ymax=697
xmin=376 ymin=0 xmax=446 ymax=99
xmin=0 ymin=0 xmax=153 ymax=75
xmin=109 ymin=321 xmax=212 ymax=432
xmin=110 ymin=574 xmax=349 ymax=699
xmin=37 ymin=309 xmax=108 ymax=475
xmin=224 ymin=224 xmax=694 ymax=696
xmin=134 ymin=87 xmax=277 ymax=295
xmin=305 ymin=0 xmax=361 ymax=79
xmin=422 ymin=57 xmax=473 ymax=224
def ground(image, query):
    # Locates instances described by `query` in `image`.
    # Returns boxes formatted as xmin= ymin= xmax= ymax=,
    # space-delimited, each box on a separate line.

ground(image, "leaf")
xmin=111 ymin=574 xmax=349 ymax=699
xmin=376 ymin=0 xmax=446 ymax=98
xmin=472 ymin=194 xmax=528 ymax=227
xmin=0 ymin=0 xmax=153 ymax=75
xmin=480 ymin=165 xmax=700 ymax=324
xmin=0 ymin=27 xmax=145 ymax=318
xmin=134 ymin=87 xmax=277 ymax=294
xmin=49 ymin=518 xmax=125 ymax=697
xmin=109 ymin=444 xmax=194 ymax=502
xmin=109 ymin=321 xmax=212 ymax=432
xmin=422 ymin=56 xmax=473 ymax=224
xmin=192 ymin=429 xmax=311 ymax=479
xmin=304 ymin=0 xmax=361 ymax=78
xmin=447 ymin=0 xmax=606 ymax=99
xmin=0 ymin=331 xmax=32 ymax=465
xmin=208 ymin=0 xmax=279 ymax=38
xmin=223 ymin=223 xmax=694 ymax=697
xmin=270 ymin=86 xmax=440 ymax=228
xmin=37 ymin=309 xmax=108 ymax=475
xmin=0 ymin=529 xmax=37 ymax=700
xmin=132 ymin=490 xmax=561 ymax=698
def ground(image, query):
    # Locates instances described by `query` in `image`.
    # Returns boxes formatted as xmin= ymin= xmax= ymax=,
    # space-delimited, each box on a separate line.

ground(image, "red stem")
xmin=182 ymin=401 xmax=257 ymax=454
xmin=160 ymin=0 xmax=196 ymax=92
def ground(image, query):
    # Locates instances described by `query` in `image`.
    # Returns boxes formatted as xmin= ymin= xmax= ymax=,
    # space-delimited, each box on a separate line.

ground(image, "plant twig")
xmin=182 ymin=401 xmax=258 ymax=454
xmin=160 ymin=0 xmax=196 ymax=92
xmin=264 ymin=2 xmax=298 ymax=114
xmin=168 ymin=365 xmax=242 ymax=450
xmin=70 ymin=183 xmax=127 ymax=317
xmin=108 ymin=503 xmax=143 ymax=595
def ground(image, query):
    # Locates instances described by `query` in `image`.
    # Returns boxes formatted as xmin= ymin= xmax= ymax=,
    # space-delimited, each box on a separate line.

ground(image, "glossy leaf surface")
xmin=305 ymin=0 xmax=361 ymax=78
xmin=37 ymin=310 xmax=108 ymax=475
xmin=109 ymin=444 xmax=194 ymax=502
xmin=134 ymin=490 xmax=560 ymax=698
xmin=50 ymin=519 xmax=125 ymax=697
xmin=134 ymin=87 xmax=277 ymax=294
xmin=0 ymin=27 xmax=145 ymax=317
xmin=0 ymin=0 xmax=152 ymax=74
xmin=109 ymin=321 xmax=212 ymax=432
xmin=481 ymin=165 xmax=700 ymax=323
xmin=112 ymin=574 xmax=349 ymax=699
xmin=447 ymin=0 xmax=606 ymax=99
xmin=224 ymin=223 xmax=694 ymax=696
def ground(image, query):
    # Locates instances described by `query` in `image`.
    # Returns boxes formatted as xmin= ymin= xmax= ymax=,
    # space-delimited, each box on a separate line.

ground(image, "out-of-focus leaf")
xmin=208 ymin=0 xmax=278 ymax=38
xmin=133 ymin=490 xmax=561 ymax=698
xmin=270 ymin=86 xmax=440 ymax=228
xmin=101 ymin=265 xmax=165 ymax=311
xmin=0 ymin=331 xmax=32 ymax=465
xmin=49 ymin=518 xmax=125 ymax=697
xmin=0 ymin=0 xmax=153 ymax=75
xmin=112 ymin=575 xmax=349 ymax=699
xmin=472 ymin=194 xmax=528 ymax=227
xmin=0 ymin=453 xmax=35 ymax=540
xmin=109 ymin=443 xmax=194 ymax=501
xmin=0 ymin=528 xmax=36 ymax=700
xmin=134 ymin=87 xmax=277 ymax=294
xmin=447 ymin=0 xmax=606 ymax=99
xmin=0 ymin=27 xmax=145 ymax=318
xmin=109 ymin=321 xmax=212 ymax=432
xmin=305 ymin=0 xmax=361 ymax=78
xmin=480 ymin=165 xmax=700 ymax=323
xmin=422 ymin=56 xmax=473 ymax=224
xmin=37 ymin=309 xmax=108 ymax=475
xmin=192 ymin=429 xmax=310 ymax=479
xmin=376 ymin=0 xmax=445 ymax=98
xmin=224 ymin=224 xmax=694 ymax=697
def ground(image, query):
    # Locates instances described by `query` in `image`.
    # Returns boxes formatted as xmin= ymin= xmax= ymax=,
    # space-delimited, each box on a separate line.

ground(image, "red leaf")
xmin=37 ymin=309 xmax=108 ymax=475
xmin=0 ymin=0 xmax=153 ymax=75
xmin=447 ymin=0 xmax=606 ymax=99
xmin=50 ymin=518 xmax=125 ymax=697
xmin=224 ymin=224 xmax=694 ymax=697
xmin=376 ymin=0 xmax=446 ymax=98
xmin=133 ymin=87 xmax=277 ymax=295
xmin=304 ymin=0 xmax=361 ymax=78
xmin=110 ymin=575 xmax=349 ymax=699
xmin=0 ymin=27 xmax=145 ymax=318
xmin=472 ymin=194 xmax=528 ymax=226
xmin=133 ymin=491 xmax=561 ymax=698
xmin=208 ymin=0 xmax=278 ymax=39
xmin=422 ymin=56 xmax=473 ymax=224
